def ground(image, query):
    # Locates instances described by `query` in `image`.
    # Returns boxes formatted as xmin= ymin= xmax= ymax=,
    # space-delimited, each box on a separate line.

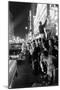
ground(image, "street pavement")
xmin=10 ymin=58 xmax=58 ymax=88
xmin=11 ymin=59 xmax=43 ymax=88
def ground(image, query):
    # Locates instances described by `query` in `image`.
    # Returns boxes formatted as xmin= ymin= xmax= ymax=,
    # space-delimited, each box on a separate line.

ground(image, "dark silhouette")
xmin=39 ymin=19 xmax=47 ymax=34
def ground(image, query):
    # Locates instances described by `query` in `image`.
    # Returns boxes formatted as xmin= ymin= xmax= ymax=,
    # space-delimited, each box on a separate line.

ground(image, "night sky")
xmin=9 ymin=1 xmax=31 ymax=39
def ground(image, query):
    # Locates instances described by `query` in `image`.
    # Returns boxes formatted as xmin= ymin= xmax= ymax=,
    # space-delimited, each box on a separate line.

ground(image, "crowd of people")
xmin=9 ymin=18 xmax=58 ymax=86
xmin=21 ymin=34 xmax=58 ymax=86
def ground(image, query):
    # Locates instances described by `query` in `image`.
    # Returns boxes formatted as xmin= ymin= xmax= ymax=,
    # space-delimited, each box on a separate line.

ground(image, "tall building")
xmin=8 ymin=11 xmax=14 ymax=41
xmin=33 ymin=4 xmax=58 ymax=37
xmin=27 ymin=3 xmax=37 ymax=41
xmin=33 ymin=4 xmax=47 ymax=36
xmin=49 ymin=4 xmax=59 ymax=36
